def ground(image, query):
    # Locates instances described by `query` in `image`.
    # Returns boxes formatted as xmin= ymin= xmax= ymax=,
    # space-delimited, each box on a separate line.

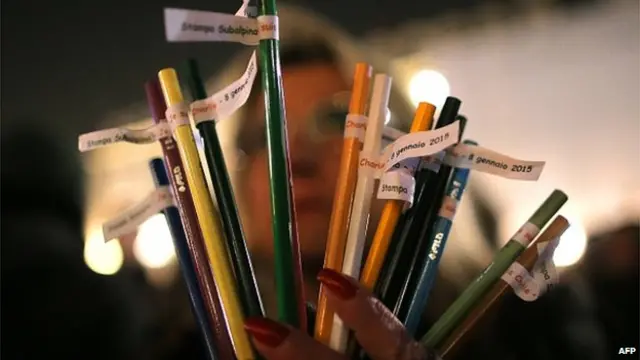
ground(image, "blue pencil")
xmin=401 ymin=140 xmax=476 ymax=335
xmin=149 ymin=158 xmax=219 ymax=360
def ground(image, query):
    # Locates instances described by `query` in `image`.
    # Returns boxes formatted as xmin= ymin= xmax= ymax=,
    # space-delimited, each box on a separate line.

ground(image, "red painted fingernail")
xmin=317 ymin=268 xmax=358 ymax=300
xmin=244 ymin=317 xmax=290 ymax=348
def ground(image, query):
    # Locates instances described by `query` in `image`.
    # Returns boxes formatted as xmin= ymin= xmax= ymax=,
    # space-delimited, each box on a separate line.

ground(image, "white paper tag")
xmin=442 ymin=143 xmax=545 ymax=181
xmin=501 ymin=261 xmax=542 ymax=302
xmin=381 ymin=120 xmax=460 ymax=172
xmin=531 ymin=237 xmax=561 ymax=294
xmin=102 ymin=186 xmax=175 ymax=241
xmin=165 ymin=8 xmax=261 ymax=45
xmin=257 ymin=15 xmax=279 ymax=40
xmin=78 ymin=123 xmax=171 ymax=152
xmin=165 ymin=103 xmax=191 ymax=133
xmin=344 ymin=114 xmax=367 ymax=141
xmin=376 ymin=169 xmax=416 ymax=206
xmin=512 ymin=222 xmax=541 ymax=246
xmin=190 ymin=51 xmax=258 ymax=124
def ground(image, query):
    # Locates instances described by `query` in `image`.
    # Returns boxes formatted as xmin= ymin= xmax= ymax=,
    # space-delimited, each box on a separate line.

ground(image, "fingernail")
xmin=317 ymin=268 xmax=358 ymax=300
xmin=244 ymin=317 xmax=290 ymax=348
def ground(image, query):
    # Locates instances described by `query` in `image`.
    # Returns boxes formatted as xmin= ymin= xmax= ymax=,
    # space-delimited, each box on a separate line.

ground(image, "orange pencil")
xmin=315 ymin=63 xmax=372 ymax=345
xmin=360 ymin=102 xmax=436 ymax=289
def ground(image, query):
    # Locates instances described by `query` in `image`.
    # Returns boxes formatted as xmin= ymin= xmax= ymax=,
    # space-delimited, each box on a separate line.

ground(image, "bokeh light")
xmin=553 ymin=216 xmax=588 ymax=267
xmin=133 ymin=213 xmax=176 ymax=269
xmin=408 ymin=69 xmax=451 ymax=109
xmin=84 ymin=228 xmax=124 ymax=275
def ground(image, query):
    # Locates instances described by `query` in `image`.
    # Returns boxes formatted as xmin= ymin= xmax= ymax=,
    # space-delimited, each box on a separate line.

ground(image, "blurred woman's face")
xmin=241 ymin=62 xmax=349 ymax=268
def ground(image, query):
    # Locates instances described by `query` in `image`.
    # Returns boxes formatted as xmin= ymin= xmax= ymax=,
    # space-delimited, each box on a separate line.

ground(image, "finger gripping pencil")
xmin=158 ymin=68 xmax=255 ymax=359
xmin=421 ymin=189 xmax=568 ymax=348
xmin=145 ymin=80 xmax=234 ymax=360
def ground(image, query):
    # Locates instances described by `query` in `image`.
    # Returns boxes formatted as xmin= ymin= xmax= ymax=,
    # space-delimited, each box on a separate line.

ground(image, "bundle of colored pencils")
xmin=77 ymin=1 xmax=572 ymax=359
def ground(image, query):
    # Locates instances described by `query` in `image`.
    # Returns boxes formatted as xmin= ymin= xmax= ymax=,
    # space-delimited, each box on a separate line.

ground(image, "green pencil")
xmin=183 ymin=59 xmax=265 ymax=320
xmin=421 ymin=189 xmax=568 ymax=347
xmin=256 ymin=0 xmax=305 ymax=328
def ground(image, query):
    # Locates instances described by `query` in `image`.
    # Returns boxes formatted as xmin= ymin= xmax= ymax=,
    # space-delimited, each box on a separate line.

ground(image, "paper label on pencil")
xmin=358 ymin=150 xmax=386 ymax=179
xmin=165 ymin=8 xmax=261 ymax=45
xmin=381 ymin=120 xmax=460 ymax=172
xmin=442 ymin=143 xmax=545 ymax=181
xmin=102 ymin=186 xmax=175 ymax=241
xmin=166 ymin=103 xmax=191 ymax=133
xmin=190 ymin=51 xmax=258 ymax=124
xmin=501 ymin=261 xmax=542 ymax=302
xmin=531 ymin=237 xmax=561 ymax=294
xmin=78 ymin=123 xmax=171 ymax=152
xmin=257 ymin=16 xmax=279 ymax=40
xmin=376 ymin=169 xmax=416 ymax=206
xmin=512 ymin=222 xmax=541 ymax=246
xmin=344 ymin=114 xmax=367 ymax=141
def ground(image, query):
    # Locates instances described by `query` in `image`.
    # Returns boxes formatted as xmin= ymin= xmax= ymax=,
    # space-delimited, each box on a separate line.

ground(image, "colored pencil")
xmin=391 ymin=115 xmax=468 ymax=321
xmin=158 ymin=68 xmax=255 ymax=359
xmin=256 ymin=0 xmax=305 ymax=328
xmin=183 ymin=59 xmax=265 ymax=320
xmin=375 ymin=100 xmax=462 ymax=309
xmin=145 ymin=80 xmax=234 ymax=360
xmin=360 ymin=102 xmax=436 ymax=289
xmin=401 ymin=141 xmax=475 ymax=334
xmin=438 ymin=216 xmax=570 ymax=358
xmin=149 ymin=158 xmax=220 ymax=360
xmin=421 ymin=189 xmax=568 ymax=348
xmin=315 ymin=62 xmax=371 ymax=348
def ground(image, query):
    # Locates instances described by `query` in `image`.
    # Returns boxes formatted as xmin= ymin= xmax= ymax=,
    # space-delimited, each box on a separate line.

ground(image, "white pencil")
xmin=329 ymin=74 xmax=392 ymax=352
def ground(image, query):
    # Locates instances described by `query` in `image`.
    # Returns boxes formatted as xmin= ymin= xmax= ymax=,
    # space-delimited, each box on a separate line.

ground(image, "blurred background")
xmin=2 ymin=0 xmax=638 ymax=359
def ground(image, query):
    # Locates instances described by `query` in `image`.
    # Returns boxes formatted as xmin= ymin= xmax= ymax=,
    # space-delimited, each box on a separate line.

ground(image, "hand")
xmin=244 ymin=268 xmax=440 ymax=360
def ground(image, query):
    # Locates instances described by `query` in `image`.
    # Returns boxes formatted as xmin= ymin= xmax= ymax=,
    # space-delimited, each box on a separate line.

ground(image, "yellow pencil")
xmin=360 ymin=102 xmax=436 ymax=289
xmin=315 ymin=63 xmax=372 ymax=345
xmin=158 ymin=68 xmax=255 ymax=360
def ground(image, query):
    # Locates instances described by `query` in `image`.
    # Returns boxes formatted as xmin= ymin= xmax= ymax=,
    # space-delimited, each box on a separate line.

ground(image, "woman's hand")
xmin=244 ymin=269 xmax=440 ymax=360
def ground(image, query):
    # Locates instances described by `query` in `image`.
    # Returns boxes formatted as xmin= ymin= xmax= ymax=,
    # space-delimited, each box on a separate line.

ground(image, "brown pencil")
xmin=438 ymin=215 xmax=570 ymax=359
xmin=145 ymin=80 xmax=235 ymax=360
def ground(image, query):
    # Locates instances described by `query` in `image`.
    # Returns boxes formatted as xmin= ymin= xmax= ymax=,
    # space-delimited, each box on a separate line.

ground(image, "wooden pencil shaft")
xmin=256 ymin=0 xmax=303 ymax=327
xmin=315 ymin=72 xmax=386 ymax=344
xmin=145 ymin=81 xmax=235 ymax=359
xmin=438 ymin=217 xmax=569 ymax=358
xmin=360 ymin=102 xmax=436 ymax=289
xmin=184 ymin=59 xmax=265 ymax=319
xmin=158 ymin=68 xmax=255 ymax=359
xmin=322 ymin=64 xmax=371 ymax=351
xmin=374 ymin=100 xmax=461 ymax=306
